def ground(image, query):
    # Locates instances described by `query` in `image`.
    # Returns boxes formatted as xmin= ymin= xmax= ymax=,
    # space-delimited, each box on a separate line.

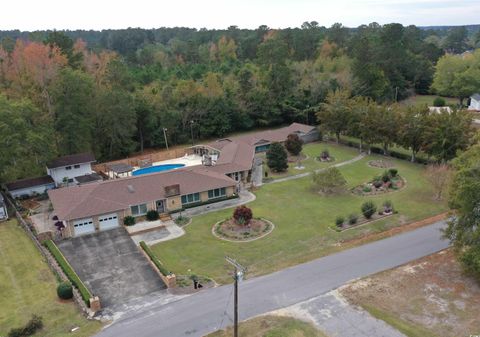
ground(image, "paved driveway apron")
xmin=57 ymin=228 xmax=166 ymax=308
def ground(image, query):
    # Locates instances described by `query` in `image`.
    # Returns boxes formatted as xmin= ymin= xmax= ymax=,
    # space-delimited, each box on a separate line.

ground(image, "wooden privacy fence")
xmin=93 ymin=147 xmax=190 ymax=173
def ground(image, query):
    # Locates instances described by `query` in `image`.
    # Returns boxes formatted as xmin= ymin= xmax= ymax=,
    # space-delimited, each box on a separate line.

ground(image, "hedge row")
xmin=44 ymin=240 xmax=92 ymax=306
xmin=338 ymin=138 xmax=433 ymax=165
xmin=139 ymin=241 xmax=171 ymax=277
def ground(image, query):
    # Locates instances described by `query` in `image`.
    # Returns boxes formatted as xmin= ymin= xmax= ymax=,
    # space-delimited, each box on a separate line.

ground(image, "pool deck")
xmin=133 ymin=155 xmax=203 ymax=171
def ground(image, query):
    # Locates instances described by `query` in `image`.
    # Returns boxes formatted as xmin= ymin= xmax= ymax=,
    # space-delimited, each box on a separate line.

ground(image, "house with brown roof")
xmin=190 ymin=122 xmax=319 ymax=182
xmin=5 ymin=175 xmax=55 ymax=199
xmin=47 ymin=122 xmax=318 ymax=237
xmin=48 ymin=166 xmax=237 ymax=237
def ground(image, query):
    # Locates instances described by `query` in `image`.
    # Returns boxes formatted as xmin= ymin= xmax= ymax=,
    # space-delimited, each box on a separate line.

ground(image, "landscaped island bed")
xmin=0 ymin=220 xmax=101 ymax=337
xmin=151 ymin=148 xmax=447 ymax=284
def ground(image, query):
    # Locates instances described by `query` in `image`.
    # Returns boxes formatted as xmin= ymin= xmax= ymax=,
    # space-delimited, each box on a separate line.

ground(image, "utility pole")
xmin=190 ymin=120 xmax=195 ymax=147
xmin=225 ymin=256 xmax=246 ymax=337
xmin=163 ymin=127 xmax=169 ymax=150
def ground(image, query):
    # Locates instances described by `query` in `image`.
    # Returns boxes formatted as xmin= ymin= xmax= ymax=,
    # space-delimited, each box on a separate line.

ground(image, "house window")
xmin=208 ymin=188 xmax=226 ymax=199
xmin=130 ymin=203 xmax=148 ymax=216
xmin=181 ymin=193 xmax=200 ymax=205
xmin=65 ymin=166 xmax=72 ymax=170
xmin=74 ymin=164 xmax=80 ymax=169
xmin=67 ymin=178 xmax=74 ymax=183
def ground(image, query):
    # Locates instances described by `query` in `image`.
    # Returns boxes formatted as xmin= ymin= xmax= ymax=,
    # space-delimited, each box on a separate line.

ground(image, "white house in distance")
xmin=46 ymin=153 xmax=99 ymax=187
xmin=0 ymin=194 xmax=8 ymax=221
xmin=468 ymin=94 xmax=480 ymax=111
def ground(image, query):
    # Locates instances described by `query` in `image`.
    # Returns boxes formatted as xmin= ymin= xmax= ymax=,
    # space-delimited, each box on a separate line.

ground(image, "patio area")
xmin=134 ymin=154 xmax=203 ymax=170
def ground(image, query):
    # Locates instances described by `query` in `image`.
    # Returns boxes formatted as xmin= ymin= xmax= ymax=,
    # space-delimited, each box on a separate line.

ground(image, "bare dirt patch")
xmin=368 ymin=159 xmax=395 ymax=168
xmin=340 ymin=249 xmax=480 ymax=337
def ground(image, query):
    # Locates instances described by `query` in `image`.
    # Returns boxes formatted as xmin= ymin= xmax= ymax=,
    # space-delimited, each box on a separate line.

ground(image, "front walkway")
xmin=130 ymin=221 xmax=185 ymax=245
xmin=273 ymin=290 xmax=405 ymax=337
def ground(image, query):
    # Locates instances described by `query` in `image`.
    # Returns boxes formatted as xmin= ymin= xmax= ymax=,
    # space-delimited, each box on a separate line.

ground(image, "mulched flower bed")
xmin=352 ymin=176 xmax=405 ymax=196
xmin=368 ymin=160 xmax=395 ymax=168
xmin=170 ymin=275 xmax=215 ymax=294
xmin=332 ymin=212 xmax=395 ymax=232
xmin=213 ymin=218 xmax=273 ymax=242
xmin=315 ymin=155 xmax=335 ymax=162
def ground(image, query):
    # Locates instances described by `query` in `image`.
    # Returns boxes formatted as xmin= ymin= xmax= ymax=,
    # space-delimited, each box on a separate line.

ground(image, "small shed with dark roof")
xmin=106 ymin=163 xmax=134 ymax=179
xmin=5 ymin=175 xmax=55 ymax=199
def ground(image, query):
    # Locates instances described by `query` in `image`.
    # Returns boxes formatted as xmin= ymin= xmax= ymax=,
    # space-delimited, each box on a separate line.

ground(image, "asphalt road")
xmin=96 ymin=220 xmax=449 ymax=337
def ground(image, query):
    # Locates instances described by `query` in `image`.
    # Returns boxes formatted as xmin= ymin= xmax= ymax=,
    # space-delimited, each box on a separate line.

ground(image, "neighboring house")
xmin=0 ymin=194 xmax=8 ymax=221
xmin=468 ymin=94 xmax=480 ymax=111
xmin=46 ymin=153 xmax=97 ymax=187
xmin=5 ymin=175 xmax=55 ymax=199
xmin=48 ymin=167 xmax=237 ymax=237
xmin=191 ymin=123 xmax=320 ymax=182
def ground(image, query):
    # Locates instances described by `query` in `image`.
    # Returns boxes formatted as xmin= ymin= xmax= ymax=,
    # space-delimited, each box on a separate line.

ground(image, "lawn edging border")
xmin=211 ymin=218 xmax=275 ymax=243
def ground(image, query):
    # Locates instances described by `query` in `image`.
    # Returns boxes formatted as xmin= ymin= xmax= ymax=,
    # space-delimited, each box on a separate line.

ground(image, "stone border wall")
xmin=4 ymin=195 xmax=97 ymax=316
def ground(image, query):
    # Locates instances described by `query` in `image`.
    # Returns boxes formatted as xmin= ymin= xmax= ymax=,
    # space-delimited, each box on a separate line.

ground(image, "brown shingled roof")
xmin=204 ymin=123 xmax=316 ymax=174
xmin=6 ymin=175 xmax=55 ymax=191
xmin=48 ymin=166 xmax=236 ymax=221
xmin=47 ymin=153 xmax=96 ymax=169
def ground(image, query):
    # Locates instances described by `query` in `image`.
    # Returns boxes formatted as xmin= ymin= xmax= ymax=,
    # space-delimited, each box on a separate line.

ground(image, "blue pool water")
xmin=132 ymin=163 xmax=185 ymax=176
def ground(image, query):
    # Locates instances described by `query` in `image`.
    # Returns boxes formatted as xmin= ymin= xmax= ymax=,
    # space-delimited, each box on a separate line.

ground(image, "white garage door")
xmin=73 ymin=218 xmax=95 ymax=236
xmin=98 ymin=213 xmax=119 ymax=231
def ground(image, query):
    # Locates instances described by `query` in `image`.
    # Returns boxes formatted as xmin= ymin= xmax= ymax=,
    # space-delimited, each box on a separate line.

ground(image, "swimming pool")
xmin=132 ymin=163 xmax=185 ymax=176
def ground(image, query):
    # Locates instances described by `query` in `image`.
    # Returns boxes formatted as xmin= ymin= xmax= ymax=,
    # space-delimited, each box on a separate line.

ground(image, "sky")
xmin=1 ymin=0 xmax=479 ymax=31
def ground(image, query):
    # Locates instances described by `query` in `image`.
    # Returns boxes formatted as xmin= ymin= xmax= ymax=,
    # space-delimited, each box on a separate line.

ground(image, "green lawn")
xmin=151 ymin=149 xmax=447 ymax=284
xmin=0 ymin=220 xmax=101 ymax=337
xmin=262 ymin=142 xmax=360 ymax=180
xmin=362 ymin=305 xmax=437 ymax=337
xmin=400 ymin=94 xmax=458 ymax=107
xmin=207 ymin=315 xmax=326 ymax=337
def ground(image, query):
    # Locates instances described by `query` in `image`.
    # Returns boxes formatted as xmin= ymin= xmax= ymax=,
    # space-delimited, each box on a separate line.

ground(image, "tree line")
xmin=317 ymin=89 xmax=474 ymax=163
xmin=0 ymin=23 xmax=478 ymax=182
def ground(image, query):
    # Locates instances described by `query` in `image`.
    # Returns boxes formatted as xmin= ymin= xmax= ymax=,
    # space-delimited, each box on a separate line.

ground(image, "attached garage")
xmin=73 ymin=218 xmax=95 ymax=236
xmin=98 ymin=213 xmax=119 ymax=231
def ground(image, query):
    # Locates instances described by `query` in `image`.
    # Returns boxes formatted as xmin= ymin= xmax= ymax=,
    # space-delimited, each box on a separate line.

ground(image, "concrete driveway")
xmin=57 ymin=228 xmax=166 ymax=309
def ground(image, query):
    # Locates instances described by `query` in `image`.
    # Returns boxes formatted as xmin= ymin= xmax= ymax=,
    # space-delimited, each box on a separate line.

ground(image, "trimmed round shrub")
xmin=361 ymin=201 xmax=377 ymax=219
xmin=388 ymin=168 xmax=398 ymax=177
xmin=433 ymin=97 xmax=446 ymax=107
xmin=146 ymin=210 xmax=159 ymax=221
xmin=363 ymin=185 xmax=372 ymax=193
xmin=383 ymin=200 xmax=394 ymax=213
xmin=335 ymin=216 xmax=345 ymax=227
xmin=57 ymin=281 xmax=73 ymax=300
xmin=285 ymin=133 xmax=303 ymax=155
xmin=320 ymin=149 xmax=330 ymax=160
xmin=124 ymin=216 xmax=135 ymax=226
xmin=348 ymin=213 xmax=358 ymax=224
xmin=233 ymin=206 xmax=253 ymax=225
